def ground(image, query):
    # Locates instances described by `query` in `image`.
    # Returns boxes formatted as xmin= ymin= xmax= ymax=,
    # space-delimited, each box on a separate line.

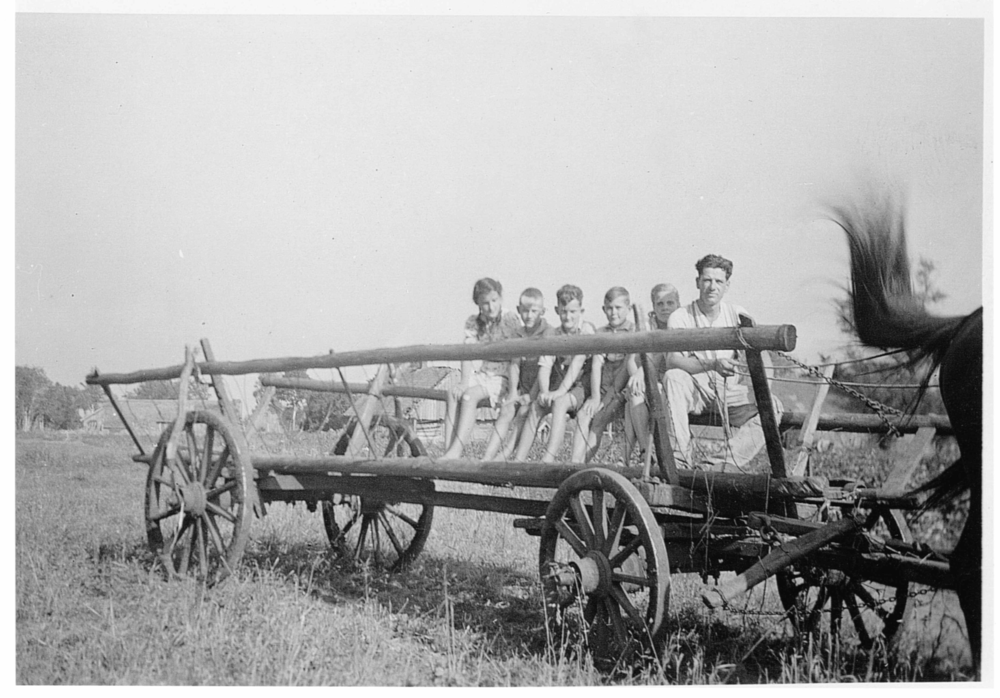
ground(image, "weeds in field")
xmin=16 ymin=432 xmax=972 ymax=684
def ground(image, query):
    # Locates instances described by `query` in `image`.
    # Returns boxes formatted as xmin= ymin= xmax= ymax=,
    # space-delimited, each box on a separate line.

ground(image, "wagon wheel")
xmin=320 ymin=415 xmax=433 ymax=571
xmin=145 ymin=410 xmax=254 ymax=585
xmin=540 ymin=468 xmax=670 ymax=671
xmin=777 ymin=506 xmax=912 ymax=653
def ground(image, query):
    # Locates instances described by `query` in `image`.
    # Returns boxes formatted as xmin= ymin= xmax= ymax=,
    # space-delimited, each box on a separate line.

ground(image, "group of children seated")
xmin=440 ymin=277 xmax=682 ymax=463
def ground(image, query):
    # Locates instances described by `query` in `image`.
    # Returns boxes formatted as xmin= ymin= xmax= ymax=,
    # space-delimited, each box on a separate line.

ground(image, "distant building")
xmin=81 ymin=398 xmax=239 ymax=437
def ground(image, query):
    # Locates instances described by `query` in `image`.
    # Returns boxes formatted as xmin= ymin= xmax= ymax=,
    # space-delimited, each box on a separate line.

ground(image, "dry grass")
xmin=15 ymin=429 xmax=974 ymax=685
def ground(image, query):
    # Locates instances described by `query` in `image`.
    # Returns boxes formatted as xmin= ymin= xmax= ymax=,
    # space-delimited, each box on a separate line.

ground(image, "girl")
xmin=441 ymin=278 xmax=522 ymax=459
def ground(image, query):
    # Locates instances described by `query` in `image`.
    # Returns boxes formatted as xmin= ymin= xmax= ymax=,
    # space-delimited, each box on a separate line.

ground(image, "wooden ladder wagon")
xmin=85 ymin=323 xmax=955 ymax=668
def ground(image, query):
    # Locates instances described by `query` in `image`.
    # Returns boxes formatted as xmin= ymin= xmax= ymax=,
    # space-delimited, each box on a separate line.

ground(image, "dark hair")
xmin=472 ymin=277 xmax=503 ymax=304
xmin=519 ymin=287 xmax=544 ymax=303
xmin=695 ymin=254 xmax=733 ymax=280
xmin=555 ymin=284 xmax=584 ymax=306
xmin=603 ymin=286 xmax=630 ymax=305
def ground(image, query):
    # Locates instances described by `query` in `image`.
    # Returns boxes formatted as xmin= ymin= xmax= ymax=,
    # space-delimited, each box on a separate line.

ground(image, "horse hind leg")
xmin=951 ymin=473 xmax=981 ymax=677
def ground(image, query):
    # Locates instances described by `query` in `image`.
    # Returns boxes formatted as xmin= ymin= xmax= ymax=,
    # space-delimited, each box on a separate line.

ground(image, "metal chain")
xmin=734 ymin=327 xmax=905 ymax=438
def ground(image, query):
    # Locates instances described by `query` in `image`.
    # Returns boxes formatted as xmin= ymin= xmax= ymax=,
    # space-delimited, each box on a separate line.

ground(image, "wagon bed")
xmin=86 ymin=320 xmax=954 ymax=668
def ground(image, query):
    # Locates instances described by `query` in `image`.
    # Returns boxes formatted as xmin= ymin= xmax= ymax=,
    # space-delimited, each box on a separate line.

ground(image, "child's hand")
xmin=627 ymin=370 xmax=646 ymax=397
xmin=450 ymin=383 xmax=467 ymax=400
xmin=580 ymin=397 xmax=601 ymax=417
xmin=538 ymin=390 xmax=555 ymax=407
xmin=517 ymin=393 xmax=532 ymax=406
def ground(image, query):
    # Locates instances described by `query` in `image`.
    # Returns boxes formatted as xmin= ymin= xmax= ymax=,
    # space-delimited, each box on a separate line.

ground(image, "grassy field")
xmin=15 ymin=429 xmax=974 ymax=685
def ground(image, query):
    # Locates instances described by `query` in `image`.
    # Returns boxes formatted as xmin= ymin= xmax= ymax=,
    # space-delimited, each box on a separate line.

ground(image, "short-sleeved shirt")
xmin=668 ymin=300 xmax=752 ymax=404
xmin=597 ymin=318 xmax=636 ymax=363
xmin=463 ymin=309 xmax=523 ymax=376
xmin=538 ymin=320 xmax=597 ymax=390
xmin=515 ymin=318 xmax=556 ymax=393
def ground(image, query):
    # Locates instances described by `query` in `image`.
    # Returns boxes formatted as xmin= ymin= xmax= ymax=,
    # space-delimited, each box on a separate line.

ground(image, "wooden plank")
xmin=791 ymin=365 xmax=835 ymax=477
xmin=642 ymin=351 xmax=679 ymax=485
xmin=703 ymin=515 xmax=862 ymax=607
xmin=200 ymin=338 xmax=241 ymax=424
xmin=100 ymin=384 xmax=147 ymax=456
xmin=248 ymin=385 xmax=276 ymax=431
xmin=738 ymin=315 xmax=787 ymax=477
xmin=882 ymin=426 xmax=937 ymax=495
xmin=260 ymin=375 xmax=448 ymax=401
xmin=253 ymin=455 xmax=643 ymax=489
xmin=85 ymin=325 xmax=798 ymax=385
xmin=345 ymin=365 xmax=390 ymax=456
xmin=255 ymin=473 xmax=551 ymax=517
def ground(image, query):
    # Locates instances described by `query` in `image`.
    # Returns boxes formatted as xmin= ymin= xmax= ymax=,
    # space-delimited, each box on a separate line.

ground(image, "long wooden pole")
xmin=252 ymin=454 xmax=643 ymax=489
xmin=85 ymin=325 xmax=797 ymax=386
xmin=260 ymin=375 xmax=448 ymax=401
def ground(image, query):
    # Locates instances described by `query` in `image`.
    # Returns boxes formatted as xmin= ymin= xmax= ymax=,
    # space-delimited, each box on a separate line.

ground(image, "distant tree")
xmin=128 ymin=379 xmax=210 ymax=401
xmin=36 ymin=383 xmax=85 ymax=430
xmin=271 ymin=370 xmax=310 ymax=431
xmin=77 ymin=384 xmax=105 ymax=413
xmin=834 ymin=255 xmax=947 ymax=415
xmin=15 ymin=366 xmax=51 ymax=431
xmin=301 ymin=390 xmax=353 ymax=431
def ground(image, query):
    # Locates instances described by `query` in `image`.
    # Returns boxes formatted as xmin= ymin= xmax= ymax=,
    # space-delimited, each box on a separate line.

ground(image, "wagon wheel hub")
xmin=177 ymin=481 xmax=208 ymax=516
xmin=571 ymin=551 xmax=614 ymax=597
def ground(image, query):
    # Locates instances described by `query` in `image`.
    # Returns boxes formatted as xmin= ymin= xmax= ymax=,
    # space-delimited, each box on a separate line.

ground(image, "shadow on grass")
xmin=239 ymin=538 xmax=550 ymax=660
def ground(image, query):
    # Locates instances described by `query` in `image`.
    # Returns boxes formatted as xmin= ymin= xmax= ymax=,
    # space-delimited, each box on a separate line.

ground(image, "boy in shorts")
xmin=573 ymin=286 xmax=643 ymax=462
xmin=482 ymin=287 xmax=555 ymax=460
xmin=513 ymin=284 xmax=596 ymax=463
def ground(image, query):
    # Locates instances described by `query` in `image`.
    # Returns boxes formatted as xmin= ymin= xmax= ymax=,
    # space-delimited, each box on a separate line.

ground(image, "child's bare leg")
xmin=629 ymin=397 xmax=650 ymax=457
xmin=482 ymin=401 xmax=517 ymax=461
xmin=542 ymin=395 xmax=576 ymax=463
xmin=500 ymin=407 xmax=528 ymax=459
xmin=514 ymin=402 xmax=545 ymax=461
xmin=442 ymin=385 xmax=490 ymax=459
xmin=576 ymin=401 xmax=622 ymax=463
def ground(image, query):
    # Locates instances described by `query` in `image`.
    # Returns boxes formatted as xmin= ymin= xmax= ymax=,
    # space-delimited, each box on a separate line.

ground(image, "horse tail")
xmin=827 ymin=197 xmax=971 ymax=502
xmin=910 ymin=459 xmax=967 ymax=508
xmin=827 ymin=200 xmax=969 ymax=377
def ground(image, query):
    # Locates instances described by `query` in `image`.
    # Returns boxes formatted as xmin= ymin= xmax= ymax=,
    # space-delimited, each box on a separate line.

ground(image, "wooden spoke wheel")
xmin=145 ymin=411 xmax=254 ymax=585
xmin=777 ymin=506 xmax=912 ymax=653
xmin=320 ymin=416 xmax=433 ymax=571
xmin=539 ymin=468 xmax=670 ymax=670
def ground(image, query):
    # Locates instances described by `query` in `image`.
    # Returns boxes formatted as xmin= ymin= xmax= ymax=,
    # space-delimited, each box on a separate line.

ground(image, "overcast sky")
xmin=13 ymin=3 xmax=988 ymax=413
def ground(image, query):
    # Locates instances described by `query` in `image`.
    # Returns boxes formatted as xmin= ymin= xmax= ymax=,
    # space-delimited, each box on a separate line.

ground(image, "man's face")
xmin=517 ymin=296 xmax=545 ymax=328
xmin=696 ymin=266 xmax=729 ymax=308
xmin=652 ymin=292 xmax=680 ymax=324
xmin=556 ymin=299 xmax=583 ymax=331
xmin=695 ymin=267 xmax=729 ymax=307
xmin=476 ymin=291 xmax=502 ymax=321
xmin=602 ymin=296 xmax=631 ymax=328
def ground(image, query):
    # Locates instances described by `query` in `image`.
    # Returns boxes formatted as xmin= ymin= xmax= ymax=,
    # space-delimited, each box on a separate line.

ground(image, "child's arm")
xmin=558 ymin=354 xmax=587 ymax=394
xmin=536 ymin=360 xmax=555 ymax=405
xmin=582 ymin=355 xmax=603 ymax=415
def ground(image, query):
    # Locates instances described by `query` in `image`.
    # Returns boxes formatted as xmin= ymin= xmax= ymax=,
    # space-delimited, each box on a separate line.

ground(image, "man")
xmin=663 ymin=254 xmax=781 ymax=471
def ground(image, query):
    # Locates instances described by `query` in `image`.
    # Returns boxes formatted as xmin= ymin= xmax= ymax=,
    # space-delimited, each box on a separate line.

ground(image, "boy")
xmin=573 ymin=287 xmax=644 ymax=462
xmin=626 ymin=283 xmax=682 ymax=462
xmin=513 ymin=284 xmax=596 ymax=463
xmin=482 ymin=287 xmax=555 ymax=460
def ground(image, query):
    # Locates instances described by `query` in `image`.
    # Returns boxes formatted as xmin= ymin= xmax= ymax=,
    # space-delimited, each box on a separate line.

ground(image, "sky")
xmin=12 ymin=2 xmax=989 ymax=414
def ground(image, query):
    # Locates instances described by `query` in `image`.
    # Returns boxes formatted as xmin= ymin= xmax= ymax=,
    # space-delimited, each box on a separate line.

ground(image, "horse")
xmin=827 ymin=197 xmax=983 ymax=675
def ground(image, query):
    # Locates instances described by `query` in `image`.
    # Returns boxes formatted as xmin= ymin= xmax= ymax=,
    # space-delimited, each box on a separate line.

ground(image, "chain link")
xmin=733 ymin=326 xmax=907 ymax=434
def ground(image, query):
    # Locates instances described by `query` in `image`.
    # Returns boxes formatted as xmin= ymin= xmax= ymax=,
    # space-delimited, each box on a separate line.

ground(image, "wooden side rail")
xmin=85 ymin=325 xmax=797 ymax=385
